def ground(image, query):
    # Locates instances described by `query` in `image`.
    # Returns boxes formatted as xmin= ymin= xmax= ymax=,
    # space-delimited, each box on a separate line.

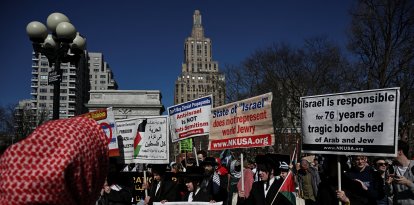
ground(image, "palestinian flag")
xmin=279 ymin=171 xmax=296 ymax=205
xmin=134 ymin=120 xmax=147 ymax=158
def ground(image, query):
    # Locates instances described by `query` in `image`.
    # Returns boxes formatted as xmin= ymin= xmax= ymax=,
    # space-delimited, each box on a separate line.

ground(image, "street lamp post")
xmin=26 ymin=13 xmax=86 ymax=120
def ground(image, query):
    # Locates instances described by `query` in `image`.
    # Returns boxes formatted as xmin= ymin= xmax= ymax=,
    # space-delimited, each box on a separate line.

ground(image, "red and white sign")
xmin=81 ymin=107 xmax=119 ymax=156
xmin=168 ymin=96 xmax=212 ymax=142
xmin=209 ymin=93 xmax=274 ymax=150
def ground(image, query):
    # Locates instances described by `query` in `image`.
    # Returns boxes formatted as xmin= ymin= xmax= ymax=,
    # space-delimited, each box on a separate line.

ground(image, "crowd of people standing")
xmin=109 ymin=140 xmax=414 ymax=205
xmin=0 ymin=117 xmax=414 ymax=205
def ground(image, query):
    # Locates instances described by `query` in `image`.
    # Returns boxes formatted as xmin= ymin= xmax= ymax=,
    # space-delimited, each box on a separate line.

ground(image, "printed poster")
xmin=81 ymin=107 xmax=119 ymax=156
xmin=168 ymin=96 xmax=212 ymax=142
xmin=209 ymin=93 xmax=274 ymax=150
xmin=116 ymin=116 xmax=169 ymax=164
xmin=301 ymin=88 xmax=399 ymax=156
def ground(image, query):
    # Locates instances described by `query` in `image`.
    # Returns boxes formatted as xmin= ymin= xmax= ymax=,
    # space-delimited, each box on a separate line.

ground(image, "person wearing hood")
xmin=0 ymin=117 xmax=109 ymax=205
xmin=228 ymin=159 xmax=242 ymax=205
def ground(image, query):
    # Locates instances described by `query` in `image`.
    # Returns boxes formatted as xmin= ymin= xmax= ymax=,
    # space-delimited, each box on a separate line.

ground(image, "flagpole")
xmin=338 ymin=155 xmax=342 ymax=205
xmin=291 ymin=145 xmax=297 ymax=163
xmin=191 ymin=140 xmax=199 ymax=167
xmin=291 ymin=141 xmax=300 ymax=200
xmin=185 ymin=151 xmax=188 ymax=168
xmin=241 ymin=153 xmax=244 ymax=192
xmin=143 ymin=165 xmax=148 ymax=198
xmin=271 ymin=170 xmax=293 ymax=204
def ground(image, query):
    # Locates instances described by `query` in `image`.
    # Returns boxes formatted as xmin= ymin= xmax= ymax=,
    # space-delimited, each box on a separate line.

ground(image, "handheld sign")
xmin=168 ymin=95 xmax=212 ymax=142
xmin=81 ymin=107 xmax=119 ymax=156
xmin=116 ymin=116 xmax=169 ymax=164
xmin=179 ymin=138 xmax=193 ymax=153
xmin=301 ymin=88 xmax=399 ymax=156
xmin=209 ymin=92 xmax=274 ymax=150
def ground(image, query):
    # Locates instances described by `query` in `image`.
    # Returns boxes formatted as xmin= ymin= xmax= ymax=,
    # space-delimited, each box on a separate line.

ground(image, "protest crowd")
xmin=0 ymin=116 xmax=413 ymax=205
xmin=0 ymin=89 xmax=410 ymax=205
xmin=111 ymin=140 xmax=414 ymax=205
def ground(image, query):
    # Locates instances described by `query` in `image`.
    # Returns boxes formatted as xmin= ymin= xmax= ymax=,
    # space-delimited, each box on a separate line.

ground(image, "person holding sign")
xmin=144 ymin=164 xmax=179 ymax=205
xmin=316 ymin=155 xmax=372 ymax=205
xmin=182 ymin=166 xmax=211 ymax=202
xmin=346 ymin=155 xmax=382 ymax=204
xmin=386 ymin=140 xmax=414 ymax=205
xmin=200 ymin=157 xmax=228 ymax=203
xmin=237 ymin=154 xmax=289 ymax=205
xmin=97 ymin=158 xmax=133 ymax=205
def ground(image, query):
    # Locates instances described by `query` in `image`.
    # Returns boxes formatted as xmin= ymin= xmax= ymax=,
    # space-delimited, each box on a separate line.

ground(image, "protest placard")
xmin=209 ymin=92 xmax=274 ymax=150
xmin=168 ymin=95 xmax=212 ymax=142
xmin=301 ymin=88 xmax=399 ymax=156
xmin=116 ymin=118 xmax=140 ymax=164
xmin=179 ymin=138 xmax=193 ymax=153
xmin=81 ymin=107 xmax=119 ymax=156
xmin=134 ymin=116 xmax=169 ymax=164
xmin=116 ymin=116 xmax=169 ymax=164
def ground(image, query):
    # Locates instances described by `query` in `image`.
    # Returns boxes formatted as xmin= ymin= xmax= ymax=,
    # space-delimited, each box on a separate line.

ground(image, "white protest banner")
xmin=116 ymin=116 xmax=169 ymax=164
xmin=154 ymin=202 xmax=222 ymax=205
xmin=133 ymin=116 xmax=169 ymax=164
xmin=209 ymin=92 xmax=274 ymax=150
xmin=82 ymin=107 xmax=119 ymax=156
xmin=301 ymin=88 xmax=399 ymax=156
xmin=168 ymin=95 xmax=212 ymax=142
xmin=116 ymin=118 xmax=140 ymax=164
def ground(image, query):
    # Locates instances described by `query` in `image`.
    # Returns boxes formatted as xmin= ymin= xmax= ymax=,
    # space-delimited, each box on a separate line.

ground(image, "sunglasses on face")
xmin=376 ymin=162 xmax=388 ymax=166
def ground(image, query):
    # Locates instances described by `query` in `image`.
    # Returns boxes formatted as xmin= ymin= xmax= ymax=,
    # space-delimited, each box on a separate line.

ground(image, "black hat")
xmin=150 ymin=164 xmax=168 ymax=175
xmin=185 ymin=166 xmax=204 ymax=177
xmin=255 ymin=154 xmax=276 ymax=172
xmin=256 ymin=154 xmax=290 ymax=174
xmin=177 ymin=166 xmax=204 ymax=183
xmin=267 ymin=154 xmax=290 ymax=174
xmin=201 ymin=157 xmax=217 ymax=167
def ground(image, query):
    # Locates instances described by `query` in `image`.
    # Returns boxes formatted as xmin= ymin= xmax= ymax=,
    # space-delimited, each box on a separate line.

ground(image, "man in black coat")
xmin=238 ymin=154 xmax=291 ymax=205
xmin=144 ymin=164 xmax=179 ymax=205
xmin=96 ymin=159 xmax=133 ymax=205
xmin=182 ymin=166 xmax=211 ymax=202
xmin=200 ymin=157 xmax=228 ymax=203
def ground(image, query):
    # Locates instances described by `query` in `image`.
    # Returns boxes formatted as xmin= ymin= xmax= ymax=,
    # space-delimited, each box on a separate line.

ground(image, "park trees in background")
xmin=349 ymin=0 xmax=414 ymax=146
xmin=224 ymin=37 xmax=350 ymax=154
xmin=0 ymin=103 xmax=50 ymax=152
xmin=225 ymin=0 xmax=414 ymax=154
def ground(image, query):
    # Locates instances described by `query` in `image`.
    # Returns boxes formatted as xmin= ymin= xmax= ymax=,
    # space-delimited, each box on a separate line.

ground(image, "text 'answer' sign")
xmin=301 ymin=88 xmax=399 ymax=156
